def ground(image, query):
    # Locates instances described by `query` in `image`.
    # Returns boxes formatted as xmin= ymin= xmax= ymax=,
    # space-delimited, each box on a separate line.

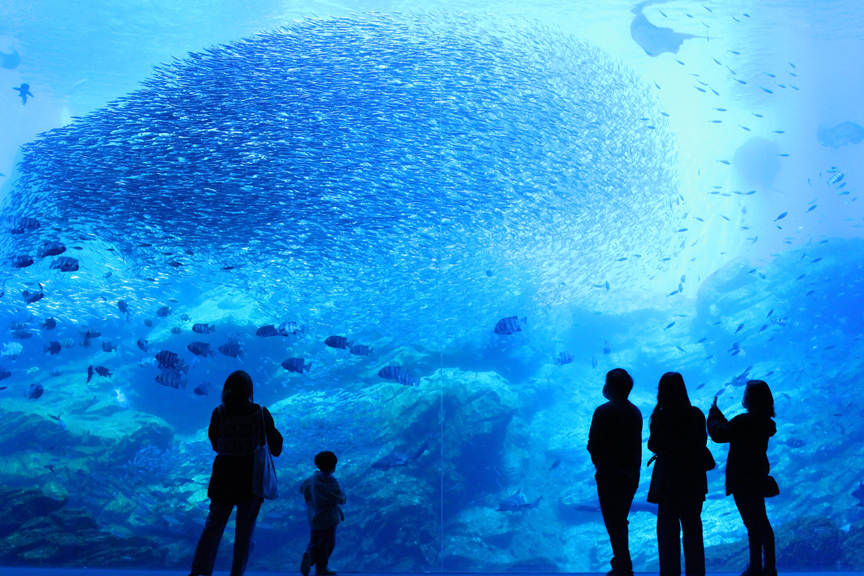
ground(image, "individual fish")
xmin=0 ymin=370 xmax=9 ymax=381
xmin=828 ymin=173 xmax=845 ymax=185
xmin=281 ymin=357 xmax=311 ymax=373
xmin=378 ymin=365 xmax=405 ymax=380
xmin=137 ymin=339 xmax=150 ymax=352
xmin=155 ymin=350 xmax=181 ymax=369
xmin=144 ymin=319 xmax=153 ymax=327
xmin=42 ymin=318 xmax=57 ymax=330
xmin=102 ymin=341 xmax=118 ymax=352
xmin=22 ymin=283 xmax=45 ymax=305
xmin=324 ymin=335 xmax=351 ymax=349
xmin=170 ymin=327 xmax=182 ymax=334
xmin=371 ymin=441 xmax=428 ymax=470
xmin=86 ymin=365 xmax=94 ymax=383
xmin=397 ymin=371 xmax=420 ymax=386
xmin=494 ymin=316 xmax=527 ymax=335
xmin=349 ymin=344 xmax=373 ymax=356
xmin=665 ymin=322 xmax=676 ymax=330
xmin=278 ymin=321 xmax=303 ymax=335
xmin=180 ymin=313 xmax=190 ymax=321
xmin=28 ymin=383 xmax=44 ymax=400
xmin=556 ymin=352 xmax=574 ymax=365
xmin=118 ymin=300 xmax=130 ymax=318
xmin=94 ymin=366 xmax=112 ymax=378
xmin=192 ymin=323 xmax=215 ymax=334
xmin=38 ymin=242 xmax=66 ymax=258
xmin=603 ymin=340 xmax=611 ymax=354
xmin=12 ymin=255 xmax=34 ymax=268
xmin=187 ymin=342 xmax=214 ymax=357
xmin=44 ymin=341 xmax=62 ymax=355
xmin=496 ymin=489 xmax=542 ymax=512
xmin=256 ymin=325 xmax=281 ymax=337
xmin=11 ymin=329 xmax=32 ymax=339
xmin=775 ymin=212 xmax=787 ymax=221
xmin=193 ymin=382 xmax=211 ymax=396
xmin=2 ymin=342 xmax=23 ymax=361
xmin=60 ymin=338 xmax=75 ymax=348
xmin=156 ymin=306 xmax=171 ymax=317
xmin=156 ymin=369 xmax=187 ymax=389
xmin=735 ymin=323 xmax=744 ymax=333
xmin=218 ymin=342 xmax=244 ymax=358
xmin=50 ymin=257 xmax=79 ymax=272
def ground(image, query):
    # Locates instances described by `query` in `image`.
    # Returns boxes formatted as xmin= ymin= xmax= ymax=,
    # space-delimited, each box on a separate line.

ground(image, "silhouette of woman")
xmin=647 ymin=372 xmax=708 ymax=576
xmin=189 ymin=370 xmax=283 ymax=576
xmin=707 ymin=380 xmax=777 ymax=576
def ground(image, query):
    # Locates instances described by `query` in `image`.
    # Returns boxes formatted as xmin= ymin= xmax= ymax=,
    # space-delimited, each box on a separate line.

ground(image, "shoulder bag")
xmin=253 ymin=406 xmax=279 ymax=500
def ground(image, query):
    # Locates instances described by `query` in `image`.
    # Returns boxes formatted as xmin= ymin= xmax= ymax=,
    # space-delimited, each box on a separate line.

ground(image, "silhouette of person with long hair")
xmin=708 ymin=380 xmax=777 ymax=576
xmin=189 ymin=370 xmax=283 ymax=576
xmin=588 ymin=368 xmax=643 ymax=576
xmin=647 ymin=372 xmax=708 ymax=576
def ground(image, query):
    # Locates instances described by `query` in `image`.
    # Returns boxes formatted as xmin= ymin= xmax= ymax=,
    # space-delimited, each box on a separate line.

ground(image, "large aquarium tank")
xmin=0 ymin=0 xmax=862 ymax=572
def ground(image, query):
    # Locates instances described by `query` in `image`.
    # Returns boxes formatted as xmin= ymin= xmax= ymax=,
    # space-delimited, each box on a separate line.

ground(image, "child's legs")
xmin=307 ymin=527 xmax=337 ymax=568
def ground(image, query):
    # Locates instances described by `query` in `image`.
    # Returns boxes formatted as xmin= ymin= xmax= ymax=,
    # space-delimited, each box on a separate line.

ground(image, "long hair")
xmin=650 ymin=371 xmax=691 ymax=423
xmin=221 ymin=370 xmax=254 ymax=408
xmin=744 ymin=380 xmax=775 ymax=417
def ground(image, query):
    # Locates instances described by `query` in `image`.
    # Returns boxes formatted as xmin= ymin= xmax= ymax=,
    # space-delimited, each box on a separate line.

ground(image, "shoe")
xmin=316 ymin=568 xmax=337 ymax=575
xmin=300 ymin=552 xmax=312 ymax=576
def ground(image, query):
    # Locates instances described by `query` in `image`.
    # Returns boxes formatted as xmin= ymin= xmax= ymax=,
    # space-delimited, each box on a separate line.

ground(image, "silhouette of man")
xmin=588 ymin=368 xmax=643 ymax=576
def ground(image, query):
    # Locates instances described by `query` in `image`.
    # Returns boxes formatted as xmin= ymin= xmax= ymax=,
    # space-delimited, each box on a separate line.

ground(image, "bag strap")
xmin=260 ymin=405 xmax=269 ymax=449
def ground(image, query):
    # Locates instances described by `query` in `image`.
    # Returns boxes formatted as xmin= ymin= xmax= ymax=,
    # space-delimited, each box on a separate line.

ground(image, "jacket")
xmin=707 ymin=407 xmax=776 ymax=495
xmin=647 ymin=406 xmax=709 ymax=504
xmin=300 ymin=471 xmax=346 ymax=530
xmin=587 ymin=398 xmax=643 ymax=490
xmin=207 ymin=402 xmax=283 ymax=503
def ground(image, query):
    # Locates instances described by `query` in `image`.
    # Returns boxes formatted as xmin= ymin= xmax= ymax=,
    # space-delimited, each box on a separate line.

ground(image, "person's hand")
xmin=711 ymin=396 xmax=718 ymax=410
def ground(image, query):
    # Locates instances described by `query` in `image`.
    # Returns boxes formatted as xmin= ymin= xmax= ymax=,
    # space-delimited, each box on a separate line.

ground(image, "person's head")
xmin=603 ymin=368 xmax=633 ymax=401
xmin=315 ymin=451 xmax=338 ymax=473
xmin=743 ymin=380 xmax=774 ymax=417
xmin=221 ymin=370 xmax=253 ymax=408
xmin=651 ymin=371 xmax=691 ymax=420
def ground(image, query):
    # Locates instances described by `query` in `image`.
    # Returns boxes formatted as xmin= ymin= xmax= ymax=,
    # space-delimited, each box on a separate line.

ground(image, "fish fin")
xmin=305 ymin=362 xmax=312 ymax=373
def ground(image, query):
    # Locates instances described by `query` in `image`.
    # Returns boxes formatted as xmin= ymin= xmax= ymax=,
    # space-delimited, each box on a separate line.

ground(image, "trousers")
xmin=190 ymin=498 xmax=263 ymax=576
xmin=306 ymin=526 xmax=337 ymax=570
xmin=733 ymin=489 xmax=775 ymax=574
xmin=657 ymin=498 xmax=705 ymax=576
xmin=597 ymin=477 xmax=636 ymax=575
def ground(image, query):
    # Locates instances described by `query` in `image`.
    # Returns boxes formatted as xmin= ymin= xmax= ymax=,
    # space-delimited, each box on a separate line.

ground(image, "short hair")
xmin=221 ymin=370 xmax=253 ymax=407
xmin=744 ymin=380 xmax=775 ymax=417
xmin=315 ymin=451 xmax=338 ymax=471
xmin=605 ymin=368 xmax=634 ymax=400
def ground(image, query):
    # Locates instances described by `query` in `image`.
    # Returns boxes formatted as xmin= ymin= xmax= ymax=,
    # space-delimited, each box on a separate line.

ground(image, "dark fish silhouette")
xmin=12 ymin=255 xmax=33 ymax=268
xmin=556 ymin=352 xmax=573 ymax=365
xmin=497 ymin=489 xmax=542 ymax=512
xmin=193 ymin=382 xmax=211 ymax=396
xmin=28 ymin=383 xmax=43 ymax=399
xmin=817 ymin=122 xmax=864 ymax=148
xmin=156 ymin=369 xmax=186 ymax=389
xmin=94 ymin=366 xmax=112 ymax=378
xmin=22 ymin=283 xmax=45 ymax=305
xmin=324 ymin=335 xmax=351 ymax=349
xmin=50 ymin=257 xmax=79 ymax=272
xmin=218 ymin=342 xmax=244 ymax=358
xmin=187 ymin=342 xmax=214 ymax=357
xmin=156 ymin=306 xmax=171 ymax=317
xmin=137 ymin=338 xmax=150 ymax=352
xmin=44 ymin=341 xmax=62 ymax=355
xmin=371 ymin=441 xmax=428 ymax=470
xmin=349 ymin=344 xmax=373 ymax=356
xmin=42 ymin=318 xmax=56 ymax=330
xmin=630 ymin=5 xmax=697 ymax=56
xmin=494 ymin=316 xmax=527 ymax=335
xmin=281 ymin=357 xmax=311 ymax=373
xmin=13 ymin=83 xmax=33 ymax=105
xmin=38 ymin=242 xmax=66 ymax=258
xmin=378 ymin=365 xmax=405 ymax=380
xmin=192 ymin=323 xmax=215 ymax=334
xmin=102 ymin=341 xmax=117 ymax=352
xmin=256 ymin=325 xmax=280 ymax=337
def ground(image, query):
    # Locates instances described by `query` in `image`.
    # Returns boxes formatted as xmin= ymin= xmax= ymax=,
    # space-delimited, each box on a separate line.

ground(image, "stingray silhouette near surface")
xmin=630 ymin=4 xmax=697 ymax=56
xmin=817 ymin=122 xmax=864 ymax=148
xmin=0 ymin=49 xmax=20 ymax=70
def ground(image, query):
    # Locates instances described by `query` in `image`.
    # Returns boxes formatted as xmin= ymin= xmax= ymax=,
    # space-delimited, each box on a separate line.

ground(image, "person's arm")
xmin=647 ymin=414 xmax=664 ymax=455
xmin=706 ymin=398 xmax=736 ymax=443
xmin=315 ymin=478 xmax=347 ymax=506
xmin=587 ymin=410 xmax=604 ymax=467
xmin=208 ymin=407 xmax=220 ymax=452
xmin=262 ymin=407 xmax=284 ymax=457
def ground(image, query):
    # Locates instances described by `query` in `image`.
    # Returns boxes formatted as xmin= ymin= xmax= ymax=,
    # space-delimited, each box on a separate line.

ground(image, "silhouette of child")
xmin=300 ymin=451 xmax=346 ymax=576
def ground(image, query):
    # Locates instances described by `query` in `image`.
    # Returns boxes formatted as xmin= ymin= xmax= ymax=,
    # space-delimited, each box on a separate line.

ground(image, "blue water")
xmin=0 ymin=0 xmax=863 ymax=573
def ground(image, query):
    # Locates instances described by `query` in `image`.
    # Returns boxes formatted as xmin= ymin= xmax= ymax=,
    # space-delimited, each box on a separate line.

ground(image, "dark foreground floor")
xmin=2 ymin=571 xmax=863 ymax=576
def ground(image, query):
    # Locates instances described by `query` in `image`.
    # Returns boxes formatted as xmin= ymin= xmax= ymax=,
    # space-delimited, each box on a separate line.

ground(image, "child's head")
xmin=315 ymin=450 xmax=338 ymax=473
